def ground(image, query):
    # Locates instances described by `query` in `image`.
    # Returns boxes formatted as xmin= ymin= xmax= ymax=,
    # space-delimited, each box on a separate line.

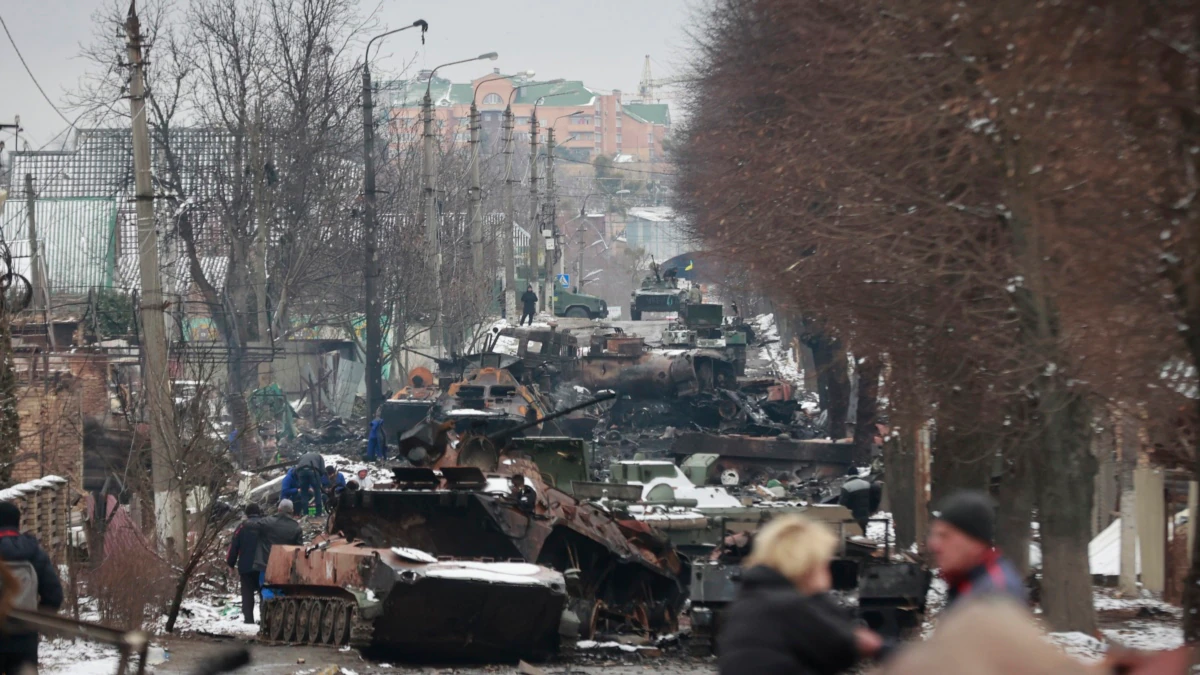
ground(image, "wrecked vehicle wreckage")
xmin=260 ymin=395 xmax=689 ymax=661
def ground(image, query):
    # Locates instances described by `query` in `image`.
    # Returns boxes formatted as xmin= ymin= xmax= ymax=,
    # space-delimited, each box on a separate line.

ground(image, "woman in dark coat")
xmin=718 ymin=514 xmax=881 ymax=675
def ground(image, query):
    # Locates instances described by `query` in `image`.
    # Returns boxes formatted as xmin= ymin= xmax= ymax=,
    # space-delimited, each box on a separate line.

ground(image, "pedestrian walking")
xmin=717 ymin=514 xmax=881 ymax=675
xmin=519 ymin=285 xmax=538 ymax=326
xmin=928 ymin=490 xmax=1026 ymax=609
xmin=366 ymin=410 xmax=387 ymax=462
xmin=226 ymin=504 xmax=264 ymax=624
xmin=253 ymin=500 xmax=303 ymax=572
xmin=0 ymin=502 xmax=64 ymax=674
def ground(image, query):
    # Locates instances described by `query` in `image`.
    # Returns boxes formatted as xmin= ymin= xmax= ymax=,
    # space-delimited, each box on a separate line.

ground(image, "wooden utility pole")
xmin=125 ymin=1 xmax=184 ymax=556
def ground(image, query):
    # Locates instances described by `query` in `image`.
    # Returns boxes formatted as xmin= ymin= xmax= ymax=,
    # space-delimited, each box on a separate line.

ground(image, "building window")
xmin=571 ymin=114 xmax=591 ymax=125
xmin=616 ymin=117 xmax=622 ymax=128
xmin=517 ymin=116 xmax=530 ymax=126
xmin=482 ymin=93 xmax=503 ymax=105
xmin=648 ymin=134 xmax=654 ymax=144
xmin=616 ymin=134 xmax=622 ymax=144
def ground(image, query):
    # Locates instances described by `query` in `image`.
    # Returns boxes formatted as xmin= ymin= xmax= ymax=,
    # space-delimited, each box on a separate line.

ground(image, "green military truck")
xmin=554 ymin=285 xmax=608 ymax=319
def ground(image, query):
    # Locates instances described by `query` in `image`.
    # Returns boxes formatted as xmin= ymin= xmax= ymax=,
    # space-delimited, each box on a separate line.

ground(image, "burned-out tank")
xmin=258 ymin=536 xmax=569 ymax=660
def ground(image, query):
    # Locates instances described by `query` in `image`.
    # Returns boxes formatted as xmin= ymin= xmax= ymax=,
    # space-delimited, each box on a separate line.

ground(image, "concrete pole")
xmin=421 ymin=92 xmax=443 ymax=355
xmin=543 ymin=127 xmax=556 ymax=314
xmin=252 ymin=110 xmax=271 ymax=389
xmin=502 ymin=107 xmax=516 ymax=319
xmin=468 ymin=103 xmax=484 ymax=274
xmin=528 ymin=111 xmax=539 ymax=307
xmin=361 ymin=63 xmax=383 ymax=418
xmin=125 ymin=2 xmax=184 ymax=557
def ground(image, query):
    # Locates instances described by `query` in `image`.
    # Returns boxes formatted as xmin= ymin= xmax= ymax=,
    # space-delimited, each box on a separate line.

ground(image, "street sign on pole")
xmin=556 ymin=273 xmax=570 ymax=288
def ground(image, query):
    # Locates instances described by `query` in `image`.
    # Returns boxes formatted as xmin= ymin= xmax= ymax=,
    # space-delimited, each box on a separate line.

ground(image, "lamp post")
xmin=362 ymin=19 xmax=427 ymax=423
xmin=542 ymin=109 xmax=583 ymax=313
xmin=422 ymin=52 xmax=498 ymax=355
xmin=527 ymin=91 xmax=578 ymax=312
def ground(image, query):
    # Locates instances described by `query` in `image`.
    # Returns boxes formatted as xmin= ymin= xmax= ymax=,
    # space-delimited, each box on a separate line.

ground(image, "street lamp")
xmin=421 ymin=52 xmax=498 ymax=355
xmin=361 ymin=19 xmax=427 ymax=424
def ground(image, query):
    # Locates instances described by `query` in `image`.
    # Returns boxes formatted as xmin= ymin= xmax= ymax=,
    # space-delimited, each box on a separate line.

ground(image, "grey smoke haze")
xmin=1 ymin=0 xmax=694 ymax=150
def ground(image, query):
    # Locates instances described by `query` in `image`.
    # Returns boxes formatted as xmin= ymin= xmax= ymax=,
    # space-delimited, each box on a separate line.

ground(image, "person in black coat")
xmin=0 ymin=501 xmax=63 ymax=674
xmin=519 ymin=286 xmax=538 ymax=326
xmin=718 ymin=514 xmax=881 ymax=675
xmin=226 ymin=504 xmax=264 ymax=624
xmin=294 ymin=452 xmax=326 ymax=515
xmin=252 ymin=500 xmax=304 ymax=572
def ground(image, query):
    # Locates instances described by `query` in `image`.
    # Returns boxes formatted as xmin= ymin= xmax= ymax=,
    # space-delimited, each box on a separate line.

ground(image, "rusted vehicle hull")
xmin=579 ymin=350 xmax=735 ymax=399
xmin=331 ymin=483 xmax=686 ymax=637
xmin=259 ymin=538 xmax=567 ymax=661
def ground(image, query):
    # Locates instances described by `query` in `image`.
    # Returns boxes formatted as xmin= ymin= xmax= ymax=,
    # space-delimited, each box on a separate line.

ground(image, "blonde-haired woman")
xmin=717 ymin=514 xmax=882 ymax=675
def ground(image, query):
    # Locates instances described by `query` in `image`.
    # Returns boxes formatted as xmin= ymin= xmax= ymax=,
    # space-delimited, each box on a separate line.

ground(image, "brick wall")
xmin=12 ymin=353 xmax=110 ymax=487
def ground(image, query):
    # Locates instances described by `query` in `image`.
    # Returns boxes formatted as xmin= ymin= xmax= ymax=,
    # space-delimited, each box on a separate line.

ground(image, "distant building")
xmin=383 ymin=70 xmax=672 ymax=165
xmin=622 ymin=206 xmax=691 ymax=263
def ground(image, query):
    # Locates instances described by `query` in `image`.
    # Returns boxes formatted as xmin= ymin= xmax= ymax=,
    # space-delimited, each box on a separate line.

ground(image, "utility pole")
xmin=468 ymin=103 xmax=484 ymax=275
xmin=421 ymin=91 xmax=444 ymax=355
xmin=361 ymin=62 xmax=383 ymax=418
xmin=528 ymin=112 xmax=540 ymax=310
xmin=251 ymin=107 xmax=271 ymax=388
xmin=543 ymin=128 xmax=557 ymax=314
xmin=502 ymin=107 xmax=516 ymax=319
xmin=125 ymin=2 xmax=184 ymax=557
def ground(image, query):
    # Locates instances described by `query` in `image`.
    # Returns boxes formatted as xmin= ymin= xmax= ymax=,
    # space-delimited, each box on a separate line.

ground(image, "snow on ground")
xmin=40 ymin=639 xmax=123 ymax=675
xmin=752 ymin=313 xmax=805 ymax=388
xmin=321 ymin=453 xmax=395 ymax=488
xmin=160 ymin=595 xmax=261 ymax=638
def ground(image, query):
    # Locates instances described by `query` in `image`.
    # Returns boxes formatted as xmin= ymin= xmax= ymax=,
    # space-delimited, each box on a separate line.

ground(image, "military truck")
xmin=554 ymin=286 xmax=608 ymax=319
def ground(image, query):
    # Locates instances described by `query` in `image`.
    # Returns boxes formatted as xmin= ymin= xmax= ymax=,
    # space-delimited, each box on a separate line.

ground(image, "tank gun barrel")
xmin=486 ymin=391 xmax=617 ymax=442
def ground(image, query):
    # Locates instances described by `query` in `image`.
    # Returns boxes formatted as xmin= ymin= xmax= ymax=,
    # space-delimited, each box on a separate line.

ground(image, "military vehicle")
xmin=554 ymin=286 xmax=608 ymax=319
xmin=599 ymin=459 xmax=929 ymax=655
xmin=629 ymin=262 xmax=700 ymax=321
xmin=661 ymin=303 xmax=753 ymax=375
xmin=258 ymin=537 xmax=569 ymax=660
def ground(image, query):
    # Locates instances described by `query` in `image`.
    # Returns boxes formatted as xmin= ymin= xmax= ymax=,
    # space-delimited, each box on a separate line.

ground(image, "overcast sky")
xmin=1 ymin=0 xmax=699 ymax=150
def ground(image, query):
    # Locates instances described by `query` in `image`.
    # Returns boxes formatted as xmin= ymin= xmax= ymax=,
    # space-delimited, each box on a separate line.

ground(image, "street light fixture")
xmin=361 ymin=18 xmax=427 ymax=424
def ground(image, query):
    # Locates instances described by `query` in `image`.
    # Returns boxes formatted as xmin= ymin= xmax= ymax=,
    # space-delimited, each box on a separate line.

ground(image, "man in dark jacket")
xmin=718 ymin=565 xmax=863 ymax=675
xmin=928 ymin=490 xmax=1026 ymax=609
xmin=294 ymin=452 xmax=326 ymax=516
xmin=837 ymin=468 xmax=873 ymax=533
xmin=519 ymin=286 xmax=538 ymax=326
xmin=253 ymin=500 xmax=304 ymax=572
xmin=226 ymin=504 xmax=264 ymax=624
xmin=0 ymin=501 xmax=63 ymax=673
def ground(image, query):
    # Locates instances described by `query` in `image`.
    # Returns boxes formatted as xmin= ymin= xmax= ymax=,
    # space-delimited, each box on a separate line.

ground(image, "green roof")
xmin=514 ymin=80 xmax=596 ymax=106
xmin=623 ymin=103 xmax=670 ymax=126
xmin=1 ymin=197 xmax=117 ymax=293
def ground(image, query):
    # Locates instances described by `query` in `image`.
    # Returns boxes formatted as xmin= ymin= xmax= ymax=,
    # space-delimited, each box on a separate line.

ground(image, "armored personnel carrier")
xmin=629 ymin=262 xmax=700 ymax=320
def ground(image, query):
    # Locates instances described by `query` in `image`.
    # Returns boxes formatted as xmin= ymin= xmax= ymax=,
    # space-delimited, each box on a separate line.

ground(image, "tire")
xmin=565 ymin=306 xmax=590 ymax=319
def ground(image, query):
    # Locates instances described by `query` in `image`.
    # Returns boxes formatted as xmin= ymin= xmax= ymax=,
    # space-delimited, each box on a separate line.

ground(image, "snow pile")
xmin=753 ymin=313 xmax=805 ymax=389
xmin=866 ymin=511 xmax=894 ymax=543
xmin=1049 ymin=632 xmax=1106 ymax=662
xmin=159 ymin=595 xmax=260 ymax=638
xmin=321 ymin=454 xmax=395 ymax=488
xmin=576 ymin=640 xmax=642 ymax=653
xmin=40 ymin=639 xmax=123 ymax=675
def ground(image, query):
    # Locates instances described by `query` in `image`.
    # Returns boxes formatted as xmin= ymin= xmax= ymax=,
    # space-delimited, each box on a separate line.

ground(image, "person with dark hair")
xmin=509 ymin=474 xmax=537 ymax=514
xmin=226 ymin=504 xmax=264 ymax=623
xmin=519 ymin=285 xmax=538 ymax=326
xmin=928 ymin=491 xmax=1026 ymax=609
xmin=0 ymin=501 xmax=63 ymax=673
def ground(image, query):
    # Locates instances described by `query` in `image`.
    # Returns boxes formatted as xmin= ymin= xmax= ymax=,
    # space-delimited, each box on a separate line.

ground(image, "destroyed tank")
xmin=331 ymin=396 xmax=689 ymax=639
xmin=258 ymin=536 xmax=568 ymax=660
xmin=629 ymin=263 xmax=700 ymax=320
xmin=595 ymin=459 xmax=930 ymax=655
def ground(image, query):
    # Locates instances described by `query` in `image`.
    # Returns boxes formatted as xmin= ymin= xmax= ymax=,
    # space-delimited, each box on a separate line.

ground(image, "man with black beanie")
xmin=226 ymin=503 xmax=265 ymax=624
xmin=0 ymin=501 xmax=63 ymax=673
xmin=928 ymin=490 xmax=1026 ymax=609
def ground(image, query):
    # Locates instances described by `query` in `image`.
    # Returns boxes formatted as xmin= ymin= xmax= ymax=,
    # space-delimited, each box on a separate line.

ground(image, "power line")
xmin=0 ymin=13 xmax=75 ymax=130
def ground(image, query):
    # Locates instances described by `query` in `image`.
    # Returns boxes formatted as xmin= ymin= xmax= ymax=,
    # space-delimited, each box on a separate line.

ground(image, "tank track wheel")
xmin=306 ymin=600 xmax=324 ymax=644
xmin=296 ymin=600 xmax=312 ymax=643
xmin=319 ymin=600 xmax=337 ymax=645
xmin=332 ymin=601 xmax=352 ymax=646
xmin=267 ymin=600 xmax=286 ymax=641
xmin=282 ymin=599 xmax=298 ymax=642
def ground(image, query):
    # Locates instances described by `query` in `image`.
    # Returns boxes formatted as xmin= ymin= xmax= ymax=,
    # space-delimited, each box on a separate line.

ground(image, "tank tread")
xmin=258 ymin=596 xmax=363 ymax=648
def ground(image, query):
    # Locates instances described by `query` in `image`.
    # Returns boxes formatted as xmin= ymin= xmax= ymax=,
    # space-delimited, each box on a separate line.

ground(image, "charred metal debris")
xmin=252 ymin=320 xmax=926 ymax=662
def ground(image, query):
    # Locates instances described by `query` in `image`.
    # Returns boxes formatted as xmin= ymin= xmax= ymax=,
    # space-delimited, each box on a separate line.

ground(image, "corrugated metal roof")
xmin=0 ymin=198 xmax=117 ymax=293
xmin=623 ymin=103 xmax=671 ymax=126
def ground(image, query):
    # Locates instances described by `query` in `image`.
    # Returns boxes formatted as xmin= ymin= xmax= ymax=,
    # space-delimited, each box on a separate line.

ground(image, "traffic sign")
xmin=556 ymin=274 xmax=570 ymax=288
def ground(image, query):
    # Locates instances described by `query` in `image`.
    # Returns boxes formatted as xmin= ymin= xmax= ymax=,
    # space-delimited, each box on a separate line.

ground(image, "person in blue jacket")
xmin=366 ymin=409 xmax=387 ymax=462
xmin=279 ymin=467 xmax=299 ymax=501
